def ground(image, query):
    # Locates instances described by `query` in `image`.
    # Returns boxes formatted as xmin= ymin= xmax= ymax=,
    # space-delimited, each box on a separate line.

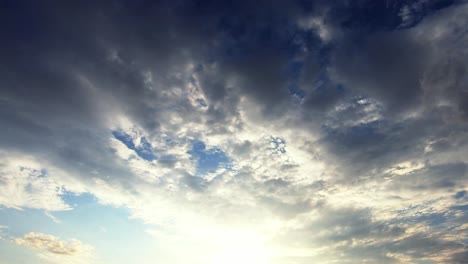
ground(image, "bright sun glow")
xmin=209 ymin=245 xmax=270 ymax=264
xmin=207 ymin=231 xmax=271 ymax=264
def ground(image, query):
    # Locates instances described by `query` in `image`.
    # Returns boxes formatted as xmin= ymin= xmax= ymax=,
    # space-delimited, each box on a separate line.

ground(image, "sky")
xmin=0 ymin=0 xmax=467 ymax=263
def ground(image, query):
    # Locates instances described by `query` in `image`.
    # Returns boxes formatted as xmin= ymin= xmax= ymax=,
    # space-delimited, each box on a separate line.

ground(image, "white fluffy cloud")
xmin=0 ymin=152 xmax=70 ymax=211
xmin=15 ymin=232 xmax=94 ymax=264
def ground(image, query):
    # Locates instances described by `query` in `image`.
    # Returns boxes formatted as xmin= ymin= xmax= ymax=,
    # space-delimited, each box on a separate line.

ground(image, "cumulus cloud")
xmin=15 ymin=232 xmax=93 ymax=264
xmin=15 ymin=232 xmax=85 ymax=255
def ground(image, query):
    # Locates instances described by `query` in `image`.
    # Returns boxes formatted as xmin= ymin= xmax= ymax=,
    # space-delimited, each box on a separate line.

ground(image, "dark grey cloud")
xmin=389 ymin=162 xmax=467 ymax=191
xmin=450 ymin=250 xmax=468 ymax=264
xmin=268 ymin=204 xmax=467 ymax=263
xmin=332 ymin=30 xmax=431 ymax=113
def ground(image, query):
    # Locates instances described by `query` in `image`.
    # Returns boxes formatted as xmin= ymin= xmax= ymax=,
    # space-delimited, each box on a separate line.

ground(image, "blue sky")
xmin=0 ymin=0 xmax=467 ymax=263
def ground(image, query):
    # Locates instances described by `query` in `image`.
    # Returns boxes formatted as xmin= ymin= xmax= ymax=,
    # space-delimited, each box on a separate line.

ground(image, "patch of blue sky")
xmin=0 ymin=238 xmax=42 ymax=264
xmin=188 ymin=140 xmax=231 ymax=176
xmin=60 ymin=191 xmax=96 ymax=207
xmin=53 ymin=193 xmax=153 ymax=249
xmin=112 ymin=130 xmax=156 ymax=161
xmin=60 ymin=193 xmax=160 ymax=264
xmin=0 ymin=191 xmax=157 ymax=264
xmin=136 ymin=137 xmax=157 ymax=161
xmin=112 ymin=130 xmax=135 ymax=149
xmin=0 ymin=206 xmax=54 ymax=238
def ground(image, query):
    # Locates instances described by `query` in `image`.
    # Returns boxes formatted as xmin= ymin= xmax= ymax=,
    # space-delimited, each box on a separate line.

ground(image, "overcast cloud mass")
xmin=0 ymin=0 xmax=467 ymax=263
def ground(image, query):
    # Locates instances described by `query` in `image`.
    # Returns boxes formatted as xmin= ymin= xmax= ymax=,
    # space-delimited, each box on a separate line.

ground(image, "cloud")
xmin=0 ymin=153 xmax=70 ymax=211
xmin=0 ymin=225 xmax=7 ymax=240
xmin=14 ymin=232 xmax=93 ymax=264
xmin=15 ymin=232 xmax=85 ymax=255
